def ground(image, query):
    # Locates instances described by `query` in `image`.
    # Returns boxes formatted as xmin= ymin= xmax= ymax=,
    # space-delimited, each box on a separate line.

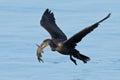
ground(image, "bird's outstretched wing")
xmin=64 ymin=13 xmax=111 ymax=46
xmin=40 ymin=9 xmax=67 ymax=41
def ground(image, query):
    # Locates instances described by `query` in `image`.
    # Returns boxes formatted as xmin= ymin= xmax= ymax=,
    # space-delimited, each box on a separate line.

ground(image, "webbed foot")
xmin=70 ymin=55 xmax=77 ymax=65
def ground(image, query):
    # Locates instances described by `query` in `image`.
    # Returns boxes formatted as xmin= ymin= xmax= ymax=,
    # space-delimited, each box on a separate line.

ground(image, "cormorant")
xmin=36 ymin=9 xmax=111 ymax=65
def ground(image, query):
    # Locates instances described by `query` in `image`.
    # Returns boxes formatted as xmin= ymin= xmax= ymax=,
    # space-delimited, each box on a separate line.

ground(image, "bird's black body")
xmin=36 ymin=9 xmax=111 ymax=65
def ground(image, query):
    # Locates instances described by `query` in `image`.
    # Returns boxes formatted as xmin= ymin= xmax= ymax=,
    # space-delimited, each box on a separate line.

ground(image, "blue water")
xmin=0 ymin=0 xmax=120 ymax=80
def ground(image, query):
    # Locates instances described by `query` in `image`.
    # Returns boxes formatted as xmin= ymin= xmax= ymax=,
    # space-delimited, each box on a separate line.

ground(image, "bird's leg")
xmin=70 ymin=55 xmax=77 ymax=65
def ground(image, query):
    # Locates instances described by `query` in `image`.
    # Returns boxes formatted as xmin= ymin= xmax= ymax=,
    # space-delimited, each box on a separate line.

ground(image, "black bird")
xmin=36 ymin=9 xmax=111 ymax=65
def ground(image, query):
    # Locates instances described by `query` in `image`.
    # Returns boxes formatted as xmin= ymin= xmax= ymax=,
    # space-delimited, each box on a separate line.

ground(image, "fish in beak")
xmin=36 ymin=42 xmax=49 ymax=62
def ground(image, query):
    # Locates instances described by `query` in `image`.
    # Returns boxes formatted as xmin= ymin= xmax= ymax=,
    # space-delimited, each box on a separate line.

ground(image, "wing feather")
xmin=64 ymin=13 xmax=111 ymax=46
xmin=40 ymin=9 xmax=67 ymax=41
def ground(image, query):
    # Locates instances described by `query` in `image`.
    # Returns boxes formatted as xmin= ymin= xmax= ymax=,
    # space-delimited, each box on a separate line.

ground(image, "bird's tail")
xmin=72 ymin=50 xmax=90 ymax=63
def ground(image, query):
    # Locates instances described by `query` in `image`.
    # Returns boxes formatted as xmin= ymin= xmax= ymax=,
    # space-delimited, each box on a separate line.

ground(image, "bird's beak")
xmin=36 ymin=42 xmax=49 ymax=62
